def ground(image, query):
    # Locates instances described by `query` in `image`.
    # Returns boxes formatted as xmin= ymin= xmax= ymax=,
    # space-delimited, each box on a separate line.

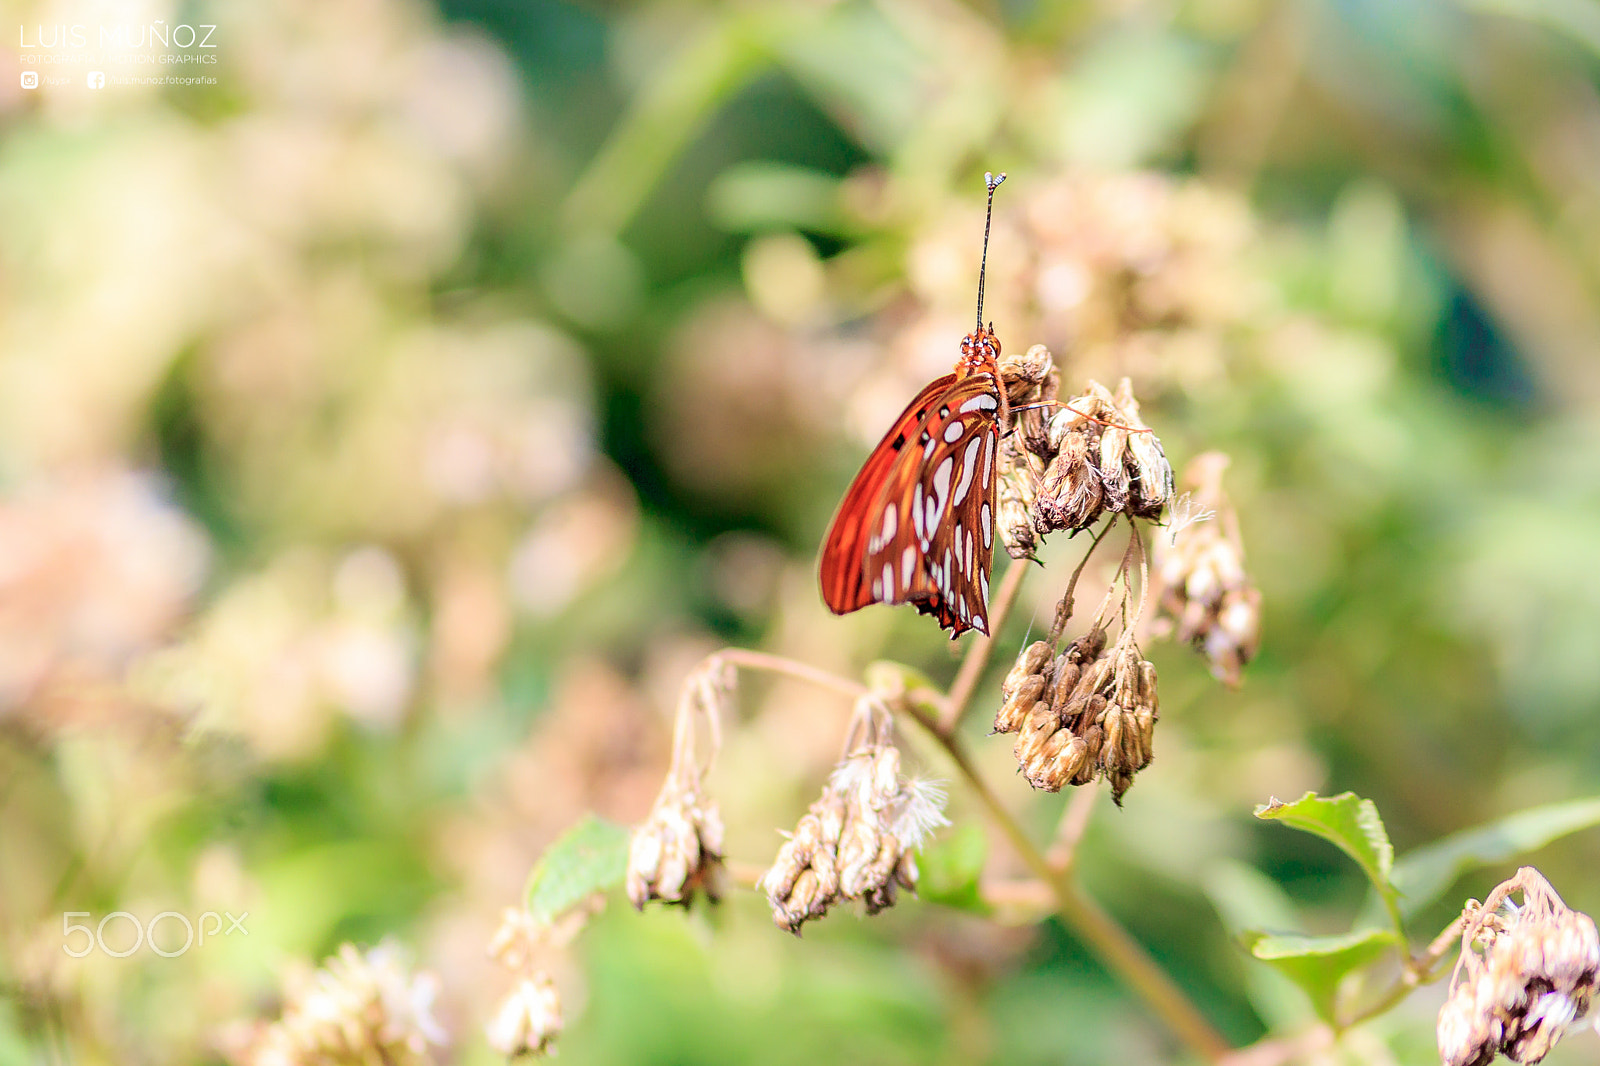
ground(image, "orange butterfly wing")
xmin=819 ymin=371 xmax=1001 ymax=636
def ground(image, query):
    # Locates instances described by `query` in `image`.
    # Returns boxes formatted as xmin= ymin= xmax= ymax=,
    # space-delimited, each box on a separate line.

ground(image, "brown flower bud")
xmin=996 ymin=640 xmax=1055 ymax=734
xmin=997 ymin=436 xmax=1045 ymax=560
xmin=1111 ymin=378 xmax=1173 ymax=518
xmin=1036 ymin=429 xmax=1105 ymax=534
xmin=999 ymin=344 xmax=1059 ymax=453
xmin=1152 ymin=453 xmax=1259 ymax=685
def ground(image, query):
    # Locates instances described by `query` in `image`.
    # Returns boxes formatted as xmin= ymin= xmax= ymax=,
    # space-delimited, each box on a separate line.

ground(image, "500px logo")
xmin=62 ymin=910 xmax=248 ymax=958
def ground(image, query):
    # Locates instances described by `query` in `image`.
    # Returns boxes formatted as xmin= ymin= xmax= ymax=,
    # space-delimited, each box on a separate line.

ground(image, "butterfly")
xmin=819 ymin=172 xmax=1009 ymax=638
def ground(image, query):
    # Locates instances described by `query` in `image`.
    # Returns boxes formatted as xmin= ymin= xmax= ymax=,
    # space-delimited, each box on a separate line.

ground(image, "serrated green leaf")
xmin=525 ymin=815 xmax=631 ymax=923
xmin=1392 ymin=797 xmax=1600 ymax=918
xmin=1256 ymin=792 xmax=1396 ymax=907
xmin=1243 ymin=927 xmax=1397 ymax=1022
xmin=915 ymin=823 xmax=990 ymax=915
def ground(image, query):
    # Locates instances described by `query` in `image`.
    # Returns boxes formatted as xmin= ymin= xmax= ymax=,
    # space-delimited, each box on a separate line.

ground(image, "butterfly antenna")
xmin=977 ymin=171 xmax=1006 ymax=334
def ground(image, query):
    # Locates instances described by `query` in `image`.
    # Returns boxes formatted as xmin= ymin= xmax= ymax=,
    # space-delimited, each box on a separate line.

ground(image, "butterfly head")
xmin=959 ymin=324 xmax=1002 ymax=372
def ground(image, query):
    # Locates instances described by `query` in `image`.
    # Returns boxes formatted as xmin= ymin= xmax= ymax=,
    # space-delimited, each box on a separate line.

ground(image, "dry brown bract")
xmin=1438 ymin=867 xmax=1600 ymax=1066
xmin=1151 ymin=452 xmax=1260 ymax=686
xmin=626 ymin=657 xmax=731 ymax=908
xmin=761 ymin=695 xmax=948 ymax=934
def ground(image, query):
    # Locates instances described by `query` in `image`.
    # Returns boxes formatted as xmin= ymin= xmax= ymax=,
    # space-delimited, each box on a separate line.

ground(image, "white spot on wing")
xmin=973 ymin=614 xmax=986 ymax=633
xmin=981 ymin=504 xmax=993 ymax=547
xmin=952 ymin=438 xmax=980 ymax=506
xmin=882 ymin=563 xmax=894 ymax=601
xmin=930 ymin=457 xmax=953 ymax=528
xmin=872 ymin=576 xmax=882 ymax=597
xmin=981 ymin=434 xmax=993 ymax=488
xmin=943 ymin=420 xmax=964 ymax=443
xmin=980 ymin=569 xmax=989 ymax=603
xmin=913 ymin=487 xmax=925 ymax=540
xmin=960 ymin=393 xmax=998 ymax=414
xmin=880 ymin=506 xmax=896 ymax=544
xmin=901 ymin=545 xmax=915 ymax=587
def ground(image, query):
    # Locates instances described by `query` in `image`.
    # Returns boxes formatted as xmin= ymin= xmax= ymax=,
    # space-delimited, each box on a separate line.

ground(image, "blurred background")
xmin=2 ymin=0 xmax=1599 ymax=1062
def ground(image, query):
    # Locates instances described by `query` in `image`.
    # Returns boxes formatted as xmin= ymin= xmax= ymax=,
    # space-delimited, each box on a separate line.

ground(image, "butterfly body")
xmin=818 ymin=326 xmax=1008 ymax=637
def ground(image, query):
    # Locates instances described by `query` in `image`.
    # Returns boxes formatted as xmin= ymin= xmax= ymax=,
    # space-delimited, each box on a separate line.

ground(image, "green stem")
xmin=900 ymin=700 xmax=1231 ymax=1064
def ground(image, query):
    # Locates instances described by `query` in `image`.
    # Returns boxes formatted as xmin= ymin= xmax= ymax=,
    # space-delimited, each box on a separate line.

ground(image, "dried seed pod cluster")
xmin=994 ymin=350 xmax=1175 ymax=555
xmin=762 ymin=698 xmax=948 ymax=934
xmin=626 ymin=773 xmax=726 ymax=908
xmin=1438 ymin=867 xmax=1600 ymax=1066
xmin=995 ymin=627 xmax=1158 ymax=805
xmin=1151 ymin=452 xmax=1260 ymax=686
xmin=627 ymin=657 xmax=731 ymax=908
xmin=1034 ymin=379 xmax=1173 ymax=534
xmin=484 ymin=908 xmax=566 ymax=1059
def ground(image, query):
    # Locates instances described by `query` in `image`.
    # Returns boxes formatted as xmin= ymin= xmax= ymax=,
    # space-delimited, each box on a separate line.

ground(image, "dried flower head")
xmin=762 ymin=696 xmax=948 ymax=934
xmin=1008 ymin=625 xmax=1158 ymax=805
xmin=1438 ymin=867 xmax=1600 ymax=1066
xmin=994 ymin=519 xmax=1162 ymax=804
xmin=485 ymin=974 xmax=562 ymax=1059
xmin=1150 ymin=452 xmax=1259 ymax=686
xmin=627 ymin=656 xmax=731 ymax=908
xmin=1035 ymin=379 xmax=1172 ymax=534
xmin=483 ymin=905 xmax=590 ymax=1060
xmin=232 ymin=940 xmax=447 ymax=1066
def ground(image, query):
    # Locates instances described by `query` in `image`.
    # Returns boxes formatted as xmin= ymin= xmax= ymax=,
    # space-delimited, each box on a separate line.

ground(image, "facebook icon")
xmin=86 ymin=71 xmax=105 ymax=89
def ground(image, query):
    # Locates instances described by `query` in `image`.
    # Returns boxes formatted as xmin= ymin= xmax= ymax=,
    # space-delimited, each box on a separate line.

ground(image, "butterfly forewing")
xmin=819 ymin=371 xmax=1002 ymax=637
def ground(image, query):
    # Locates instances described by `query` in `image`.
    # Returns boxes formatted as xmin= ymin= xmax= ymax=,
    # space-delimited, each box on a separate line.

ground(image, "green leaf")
xmin=1243 ymin=927 xmax=1398 ymax=1022
xmin=915 ymin=824 xmax=990 ymax=915
xmin=525 ymin=815 xmax=632 ymax=923
xmin=1256 ymin=792 xmax=1396 ymax=906
xmin=1392 ymin=797 xmax=1600 ymax=918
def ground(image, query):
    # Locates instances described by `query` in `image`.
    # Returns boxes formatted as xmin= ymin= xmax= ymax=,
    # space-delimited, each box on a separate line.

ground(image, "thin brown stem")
xmin=896 ymin=698 xmax=1230 ymax=1063
xmin=1045 ymin=786 xmax=1099 ymax=873
xmin=716 ymin=648 xmax=867 ymax=700
xmin=939 ymin=558 xmax=1030 ymax=734
xmin=1048 ymin=517 xmax=1118 ymax=644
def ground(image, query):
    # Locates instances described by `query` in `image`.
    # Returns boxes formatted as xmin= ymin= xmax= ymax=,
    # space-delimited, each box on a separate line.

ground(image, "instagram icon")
xmin=20 ymin=71 xmax=38 ymax=89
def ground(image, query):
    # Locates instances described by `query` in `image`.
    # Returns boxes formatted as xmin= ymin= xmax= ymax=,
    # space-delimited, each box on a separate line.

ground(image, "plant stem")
xmin=940 ymin=558 xmax=1030 ymax=734
xmin=716 ymin=648 xmax=867 ymax=700
xmin=1046 ymin=786 xmax=1099 ymax=873
xmin=899 ymin=699 xmax=1231 ymax=1063
xmin=1049 ymin=517 xmax=1118 ymax=643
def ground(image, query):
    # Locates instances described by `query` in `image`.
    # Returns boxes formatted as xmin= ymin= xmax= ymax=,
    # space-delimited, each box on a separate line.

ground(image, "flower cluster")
xmin=626 ymin=657 xmax=731 ymax=908
xmin=761 ymin=697 xmax=948 ymax=934
xmin=228 ymin=941 xmax=447 ymax=1066
xmin=995 ymin=349 xmax=1173 ymax=558
xmin=1438 ymin=868 xmax=1600 ymax=1066
xmin=1151 ymin=452 xmax=1261 ymax=686
xmin=484 ymin=908 xmax=567 ymax=1059
xmin=996 ymin=626 xmax=1159 ymax=805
